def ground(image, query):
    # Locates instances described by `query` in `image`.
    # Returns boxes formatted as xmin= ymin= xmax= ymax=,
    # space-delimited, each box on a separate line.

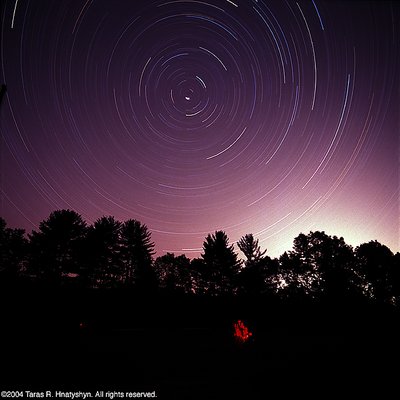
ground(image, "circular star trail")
xmin=1 ymin=0 xmax=398 ymax=257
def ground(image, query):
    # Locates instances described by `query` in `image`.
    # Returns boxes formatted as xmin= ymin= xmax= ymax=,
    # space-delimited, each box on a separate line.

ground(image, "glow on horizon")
xmin=0 ymin=0 xmax=398 ymax=261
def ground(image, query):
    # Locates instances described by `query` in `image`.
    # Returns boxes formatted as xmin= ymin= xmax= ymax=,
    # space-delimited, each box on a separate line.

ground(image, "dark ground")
xmin=1 ymin=288 xmax=399 ymax=398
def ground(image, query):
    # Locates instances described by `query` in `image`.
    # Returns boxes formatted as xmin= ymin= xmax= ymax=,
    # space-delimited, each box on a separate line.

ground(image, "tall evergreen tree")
xmin=237 ymin=233 xmax=273 ymax=295
xmin=84 ymin=216 xmax=122 ymax=288
xmin=237 ymin=234 xmax=266 ymax=267
xmin=201 ymin=230 xmax=241 ymax=295
xmin=120 ymin=219 xmax=156 ymax=291
xmin=28 ymin=210 xmax=87 ymax=284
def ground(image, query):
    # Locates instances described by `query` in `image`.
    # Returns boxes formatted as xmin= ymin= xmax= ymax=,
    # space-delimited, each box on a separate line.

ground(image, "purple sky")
xmin=1 ymin=0 xmax=398 ymax=259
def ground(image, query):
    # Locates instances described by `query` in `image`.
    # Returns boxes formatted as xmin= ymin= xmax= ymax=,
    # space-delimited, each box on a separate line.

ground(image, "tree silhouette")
xmin=237 ymin=233 xmax=277 ymax=296
xmin=189 ymin=257 xmax=208 ymax=295
xmin=120 ymin=219 xmax=156 ymax=291
xmin=1 ymin=209 xmax=398 ymax=308
xmin=0 ymin=217 xmax=28 ymax=283
xmin=201 ymin=230 xmax=241 ymax=295
xmin=289 ymin=231 xmax=360 ymax=301
xmin=237 ymin=234 xmax=266 ymax=267
xmin=153 ymin=253 xmax=192 ymax=294
xmin=355 ymin=241 xmax=396 ymax=303
xmin=319 ymin=234 xmax=360 ymax=301
xmin=277 ymin=251 xmax=311 ymax=299
xmin=28 ymin=210 xmax=87 ymax=284
xmin=83 ymin=216 xmax=122 ymax=288
xmin=392 ymin=252 xmax=400 ymax=305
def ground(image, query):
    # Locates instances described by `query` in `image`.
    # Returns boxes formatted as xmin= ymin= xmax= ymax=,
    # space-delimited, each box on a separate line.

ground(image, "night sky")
xmin=0 ymin=0 xmax=398 ymax=259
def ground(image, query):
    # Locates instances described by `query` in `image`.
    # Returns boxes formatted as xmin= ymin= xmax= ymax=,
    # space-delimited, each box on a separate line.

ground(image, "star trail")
xmin=0 ymin=0 xmax=398 ymax=258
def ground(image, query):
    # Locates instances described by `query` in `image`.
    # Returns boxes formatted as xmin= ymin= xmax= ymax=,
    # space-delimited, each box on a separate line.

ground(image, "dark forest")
xmin=1 ymin=209 xmax=399 ymax=397
xmin=1 ymin=209 xmax=399 ymax=302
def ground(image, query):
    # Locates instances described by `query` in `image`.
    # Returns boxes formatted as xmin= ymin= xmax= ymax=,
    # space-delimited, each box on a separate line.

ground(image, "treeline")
xmin=1 ymin=209 xmax=399 ymax=305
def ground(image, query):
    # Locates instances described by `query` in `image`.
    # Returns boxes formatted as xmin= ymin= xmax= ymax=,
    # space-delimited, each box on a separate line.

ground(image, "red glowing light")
xmin=233 ymin=320 xmax=253 ymax=343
